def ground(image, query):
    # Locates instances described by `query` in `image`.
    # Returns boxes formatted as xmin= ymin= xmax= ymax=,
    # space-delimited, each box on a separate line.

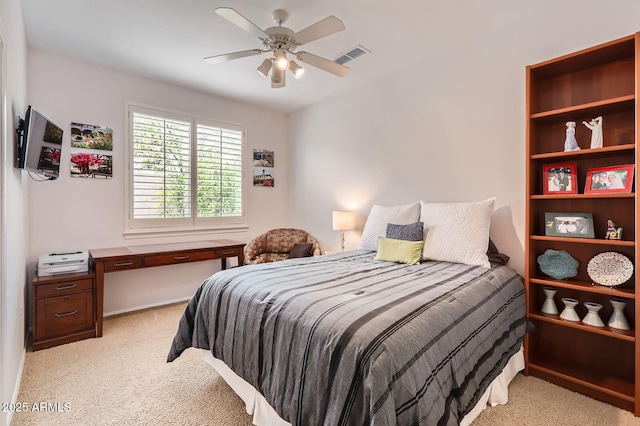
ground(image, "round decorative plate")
xmin=587 ymin=252 xmax=634 ymax=287
xmin=537 ymin=249 xmax=579 ymax=280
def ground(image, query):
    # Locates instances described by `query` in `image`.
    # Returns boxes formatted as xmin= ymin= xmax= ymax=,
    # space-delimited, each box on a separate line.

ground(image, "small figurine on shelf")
xmin=582 ymin=116 xmax=603 ymax=149
xmin=605 ymin=219 xmax=622 ymax=240
xmin=563 ymin=121 xmax=580 ymax=151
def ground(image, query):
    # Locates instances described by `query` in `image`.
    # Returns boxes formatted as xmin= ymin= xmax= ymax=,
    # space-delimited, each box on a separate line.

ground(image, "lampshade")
xmin=257 ymin=58 xmax=272 ymax=78
xmin=332 ymin=211 xmax=355 ymax=231
xmin=289 ymin=61 xmax=304 ymax=79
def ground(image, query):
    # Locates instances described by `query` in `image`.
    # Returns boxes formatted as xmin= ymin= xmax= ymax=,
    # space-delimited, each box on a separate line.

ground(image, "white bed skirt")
xmin=201 ymin=347 xmax=524 ymax=426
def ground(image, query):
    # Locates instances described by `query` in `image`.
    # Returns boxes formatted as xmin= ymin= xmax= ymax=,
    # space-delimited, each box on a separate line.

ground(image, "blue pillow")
xmin=386 ymin=221 xmax=424 ymax=242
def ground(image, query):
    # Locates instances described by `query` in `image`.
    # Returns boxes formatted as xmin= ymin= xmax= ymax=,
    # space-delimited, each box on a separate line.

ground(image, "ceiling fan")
xmin=205 ymin=7 xmax=350 ymax=88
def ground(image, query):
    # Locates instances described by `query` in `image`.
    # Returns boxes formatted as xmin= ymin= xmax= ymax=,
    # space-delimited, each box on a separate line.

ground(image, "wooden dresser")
xmin=32 ymin=271 xmax=96 ymax=351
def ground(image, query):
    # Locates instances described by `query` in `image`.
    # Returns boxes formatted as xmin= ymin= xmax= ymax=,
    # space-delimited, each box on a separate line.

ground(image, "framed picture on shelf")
xmin=544 ymin=212 xmax=595 ymax=238
xmin=542 ymin=163 xmax=577 ymax=194
xmin=585 ymin=164 xmax=635 ymax=194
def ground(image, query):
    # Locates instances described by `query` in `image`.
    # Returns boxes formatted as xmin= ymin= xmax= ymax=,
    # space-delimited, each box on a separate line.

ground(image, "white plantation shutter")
xmin=128 ymin=105 xmax=244 ymax=231
xmin=132 ymin=112 xmax=191 ymax=220
xmin=196 ymin=124 xmax=243 ymax=218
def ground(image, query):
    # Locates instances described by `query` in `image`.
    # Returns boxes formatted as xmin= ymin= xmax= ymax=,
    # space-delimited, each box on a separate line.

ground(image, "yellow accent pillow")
xmin=374 ymin=237 xmax=424 ymax=265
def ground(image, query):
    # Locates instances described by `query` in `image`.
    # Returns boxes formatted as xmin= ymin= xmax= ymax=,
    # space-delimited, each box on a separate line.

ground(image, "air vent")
xmin=334 ymin=45 xmax=370 ymax=65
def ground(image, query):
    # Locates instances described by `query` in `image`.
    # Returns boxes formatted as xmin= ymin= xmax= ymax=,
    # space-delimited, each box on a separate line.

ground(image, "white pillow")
xmin=420 ymin=198 xmax=495 ymax=268
xmin=359 ymin=203 xmax=421 ymax=251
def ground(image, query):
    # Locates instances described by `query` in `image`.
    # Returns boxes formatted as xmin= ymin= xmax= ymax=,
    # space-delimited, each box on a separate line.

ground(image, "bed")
xmin=167 ymin=249 xmax=526 ymax=425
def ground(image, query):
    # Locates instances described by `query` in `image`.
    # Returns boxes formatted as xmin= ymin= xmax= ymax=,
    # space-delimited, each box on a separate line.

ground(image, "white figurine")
xmin=564 ymin=121 xmax=580 ymax=151
xmin=582 ymin=116 xmax=603 ymax=149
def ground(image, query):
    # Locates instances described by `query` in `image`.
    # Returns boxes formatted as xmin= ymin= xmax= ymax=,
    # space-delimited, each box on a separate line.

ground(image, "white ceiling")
xmin=20 ymin=0 xmax=508 ymax=114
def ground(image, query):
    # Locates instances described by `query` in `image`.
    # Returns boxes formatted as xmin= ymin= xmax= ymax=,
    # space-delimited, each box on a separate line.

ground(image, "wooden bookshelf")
xmin=525 ymin=33 xmax=640 ymax=415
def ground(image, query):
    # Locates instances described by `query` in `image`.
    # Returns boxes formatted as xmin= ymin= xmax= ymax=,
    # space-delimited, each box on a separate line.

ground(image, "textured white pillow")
xmin=420 ymin=198 xmax=495 ymax=268
xmin=359 ymin=203 xmax=421 ymax=251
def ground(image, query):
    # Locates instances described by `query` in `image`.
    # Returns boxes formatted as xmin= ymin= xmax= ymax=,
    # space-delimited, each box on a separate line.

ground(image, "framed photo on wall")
xmin=585 ymin=164 xmax=635 ymax=194
xmin=544 ymin=212 xmax=595 ymax=238
xmin=543 ymin=163 xmax=577 ymax=194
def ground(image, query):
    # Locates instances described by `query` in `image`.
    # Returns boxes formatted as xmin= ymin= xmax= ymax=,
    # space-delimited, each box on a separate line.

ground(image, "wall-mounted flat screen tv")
xmin=17 ymin=106 xmax=63 ymax=180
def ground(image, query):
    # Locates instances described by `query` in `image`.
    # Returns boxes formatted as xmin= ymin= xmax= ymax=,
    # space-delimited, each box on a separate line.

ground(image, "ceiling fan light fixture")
xmin=257 ymin=58 xmax=272 ymax=78
xmin=271 ymin=68 xmax=285 ymax=88
xmin=289 ymin=61 xmax=304 ymax=79
xmin=208 ymin=8 xmax=349 ymax=87
xmin=274 ymin=49 xmax=289 ymax=70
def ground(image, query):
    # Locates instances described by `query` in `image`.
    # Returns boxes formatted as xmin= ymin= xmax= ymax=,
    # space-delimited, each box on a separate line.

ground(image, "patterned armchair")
xmin=244 ymin=228 xmax=321 ymax=265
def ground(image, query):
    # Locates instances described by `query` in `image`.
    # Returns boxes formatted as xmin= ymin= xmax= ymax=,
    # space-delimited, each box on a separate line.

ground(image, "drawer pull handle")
xmin=55 ymin=284 xmax=78 ymax=291
xmin=54 ymin=310 xmax=78 ymax=318
xmin=174 ymin=256 xmax=190 ymax=260
xmin=221 ymin=251 xmax=235 ymax=255
xmin=114 ymin=262 xmax=134 ymax=267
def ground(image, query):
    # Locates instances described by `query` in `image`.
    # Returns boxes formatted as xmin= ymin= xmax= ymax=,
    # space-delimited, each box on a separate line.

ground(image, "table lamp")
xmin=332 ymin=211 xmax=355 ymax=252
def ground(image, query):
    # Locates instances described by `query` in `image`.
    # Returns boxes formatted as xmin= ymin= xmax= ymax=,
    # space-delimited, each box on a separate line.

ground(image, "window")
xmin=127 ymin=105 xmax=244 ymax=233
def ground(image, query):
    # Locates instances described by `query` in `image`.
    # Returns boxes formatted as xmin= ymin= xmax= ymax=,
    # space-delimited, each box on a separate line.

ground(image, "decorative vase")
xmin=608 ymin=298 xmax=630 ymax=330
xmin=582 ymin=302 xmax=604 ymax=327
xmin=541 ymin=286 xmax=558 ymax=315
xmin=559 ymin=298 xmax=580 ymax=322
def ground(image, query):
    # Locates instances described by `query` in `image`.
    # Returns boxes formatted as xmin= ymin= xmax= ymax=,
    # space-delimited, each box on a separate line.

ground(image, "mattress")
xmin=202 ymin=347 xmax=525 ymax=426
xmin=168 ymin=250 xmax=526 ymax=425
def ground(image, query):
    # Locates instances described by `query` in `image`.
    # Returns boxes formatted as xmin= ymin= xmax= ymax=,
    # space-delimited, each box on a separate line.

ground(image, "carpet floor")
xmin=11 ymin=302 xmax=640 ymax=425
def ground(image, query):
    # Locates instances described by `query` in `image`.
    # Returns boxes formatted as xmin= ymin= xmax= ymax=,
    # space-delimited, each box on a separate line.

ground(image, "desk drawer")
xmin=104 ymin=257 xmax=143 ymax=272
xmin=35 ymin=292 xmax=94 ymax=340
xmin=214 ymin=246 xmax=244 ymax=258
xmin=35 ymin=278 xmax=93 ymax=298
xmin=144 ymin=250 xmax=214 ymax=267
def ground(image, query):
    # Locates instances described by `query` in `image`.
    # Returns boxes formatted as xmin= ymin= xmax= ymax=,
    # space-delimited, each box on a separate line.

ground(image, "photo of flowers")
xmin=70 ymin=152 xmax=113 ymax=179
xmin=37 ymin=147 xmax=61 ymax=174
xmin=70 ymin=122 xmax=113 ymax=151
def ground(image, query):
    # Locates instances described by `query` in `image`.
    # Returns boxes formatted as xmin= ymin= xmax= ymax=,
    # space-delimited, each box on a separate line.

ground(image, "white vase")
xmin=608 ymin=298 xmax=630 ymax=330
xmin=541 ymin=286 xmax=558 ymax=315
xmin=560 ymin=298 xmax=580 ymax=322
xmin=582 ymin=302 xmax=604 ymax=327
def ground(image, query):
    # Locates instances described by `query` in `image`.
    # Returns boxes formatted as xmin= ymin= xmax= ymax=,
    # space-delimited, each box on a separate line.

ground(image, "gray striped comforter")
xmin=168 ymin=250 xmax=525 ymax=425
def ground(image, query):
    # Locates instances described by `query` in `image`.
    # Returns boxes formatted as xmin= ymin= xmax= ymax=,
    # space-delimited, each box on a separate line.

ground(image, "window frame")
xmin=125 ymin=103 xmax=247 ymax=237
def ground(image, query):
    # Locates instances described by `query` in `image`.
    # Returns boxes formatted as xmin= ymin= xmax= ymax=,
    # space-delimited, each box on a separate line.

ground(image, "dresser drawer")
xmin=214 ymin=246 xmax=244 ymax=258
xmin=104 ymin=257 xmax=143 ymax=272
xmin=35 ymin=278 xmax=93 ymax=298
xmin=35 ymin=292 xmax=94 ymax=341
xmin=144 ymin=250 xmax=214 ymax=267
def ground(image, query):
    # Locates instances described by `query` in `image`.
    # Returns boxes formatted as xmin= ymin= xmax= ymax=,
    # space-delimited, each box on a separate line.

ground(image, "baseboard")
xmin=104 ymin=296 xmax=190 ymax=318
xmin=4 ymin=345 xmax=26 ymax=426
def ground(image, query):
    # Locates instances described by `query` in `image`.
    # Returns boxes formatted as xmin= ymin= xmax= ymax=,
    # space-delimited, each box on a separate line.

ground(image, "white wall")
xmin=4 ymin=2 xmax=640 ymax=421
xmin=0 ymin=0 xmax=29 ymax=425
xmin=289 ymin=0 xmax=640 ymax=274
xmin=27 ymin=50 xmax=290 ymax=315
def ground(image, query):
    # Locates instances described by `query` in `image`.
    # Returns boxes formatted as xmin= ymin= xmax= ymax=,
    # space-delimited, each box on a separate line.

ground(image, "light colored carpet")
xmin=11 ymin=303 xmax=640 ymax=425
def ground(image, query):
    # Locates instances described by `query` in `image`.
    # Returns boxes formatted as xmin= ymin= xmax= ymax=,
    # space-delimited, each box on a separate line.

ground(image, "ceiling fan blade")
xmin=215 ymin=7 xmax=270 ymax=41
xmin=294 ymin=16 xmax=345 ymax=45
xmin=296 ymin=51 xmax=350 ymax=77
xmin=204 ymin=49 xmax=262 ymax=64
